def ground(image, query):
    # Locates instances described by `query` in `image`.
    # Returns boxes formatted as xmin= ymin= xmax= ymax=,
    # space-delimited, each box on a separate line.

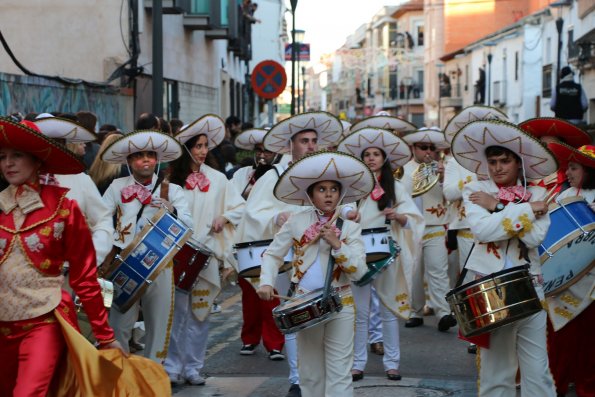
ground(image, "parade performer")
xmin=337 ymin=127 xmax=424 ymax=381
xmin=0 ymin=118 xmax=166 ymax=396
xmin=451 ymin=119 xmax=557 ymax=397
xmin=164 ymin=114 xmax=246 ymax=385
xmin=401 ymin=128 xmax=456 ymax=331
xmin=544 ymin=142 xmax=595 ymax=397
xmin=234 ymin=111 xmax=345 ymax=397
xmin=257 ymin=150 xmax=373 ymax=397
xmin=230 ymin=127 xmax=286 ymax=361
xmin=349 ymin=114 xmax=417 ymax=138
xmin=101 ymin=130 xmax=193 ymax=362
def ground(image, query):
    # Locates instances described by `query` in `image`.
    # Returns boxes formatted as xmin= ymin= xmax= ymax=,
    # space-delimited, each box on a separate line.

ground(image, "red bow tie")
xmin=301 ymin=218 xmax=341 ymax=245
xmin=185 ymin=172 xmax=210 ymax=192
xmin=370 ymin=181 xmax=385 ymax=201
xmin=497 ymin=186 xmax=532 ymax=204
xmin=39 ymin=173 xmax=60 ymax=186
xmin=121 ymin=184 xmax=152 ymax=204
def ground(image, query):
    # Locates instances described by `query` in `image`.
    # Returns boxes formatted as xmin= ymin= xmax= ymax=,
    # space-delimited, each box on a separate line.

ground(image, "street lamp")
xmin=436 ymin=62 xmax=444 ymax=127
xmin=550 ymin=0 xmax=571 ymax=87
xmin=294 ymin=29 xmax=305 ymax=115
xmin=290 ymin=0 xmax=298 ymax=115
xmin=302 ymin=65 xmax=307 ymax=113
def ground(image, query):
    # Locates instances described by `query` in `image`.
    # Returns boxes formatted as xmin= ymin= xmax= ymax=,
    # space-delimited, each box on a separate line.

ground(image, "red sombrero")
xmin=548 ymin=142 xmax=595 ymax=170
xmin=519 ymin=118 xmax=591 ymax=148
xmin=0 ymin=118 xmax=85 ymax=174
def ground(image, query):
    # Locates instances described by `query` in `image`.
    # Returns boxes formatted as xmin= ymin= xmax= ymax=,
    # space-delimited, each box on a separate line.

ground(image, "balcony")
xmin=440 ymin=83 xmax=462 ymax=108
xmin=182 ymin=0 xmax=229 ymax=35
xmin=144 ymin=0 xmax=185 ymax=14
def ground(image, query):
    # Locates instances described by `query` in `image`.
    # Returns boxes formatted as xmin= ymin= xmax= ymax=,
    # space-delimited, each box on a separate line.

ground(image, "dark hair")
xmin=170 ymin=119 xmax=184 ymax=134
xmin=306 ymin=180 xmax=342 ymax=198
xmin=168 ymin=135 xmax=219 ymax=186
xmin=159 ymin=118 xmax=172 ymax=135
xmin=76 ymin=111 xmax=97 ymax=132
xmin=362 ymin=148 xmax=396 ymax=210
xmin=580 ymin=165 xmax=595 ymax=190
xmin=136 ymin=113 xmax=160 ymax=130
xmin=226 ymin=115 xmax=241 ymax=127
xmin=484 ymin=146 xmax=521 ymax=163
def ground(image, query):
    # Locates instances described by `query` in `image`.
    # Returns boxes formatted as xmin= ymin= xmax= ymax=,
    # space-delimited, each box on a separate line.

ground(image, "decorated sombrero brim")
xmin=403 ymin=127 xmax=450 ymax=149
xmin=350 ymin=116 xmax=417 ymax=136
xmin=34 ymin=116 xmax=97 ymax=143
xmin=274 ymin=150 xmax=375 ymax=206
xmin=443 ymin=106 xmax=509 ymax=144
xmin=451 ymin=120 xmax=558 ymax=180
xmin=234 ymin=128 xmax=267 ymax=150
xmin=175 ymin=114 xmax=225 ymax=149
xmin=337 ymin=128 xmax=412 ymax=170
xmin=548 ymin=143 xmax=595 ymax=170
xmin=519 ymin=118 xmax=591 ymax=148
xmin=263 ymin=112 xmax=343 ymax=153
xmin=0 ymin=118 xmax=85 ymax=174
xmin=101 ymin=130 xmax=183 ymax=164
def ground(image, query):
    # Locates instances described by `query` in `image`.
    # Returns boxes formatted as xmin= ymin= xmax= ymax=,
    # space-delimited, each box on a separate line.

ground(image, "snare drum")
xmin=361 ymin=227 xmax=392 ymax=263
xmin=446 ymin=265 xmax=542 ymax=337
xmin=539 ymin=197 xmax=595 ymax=296
xmin=234 ymin=240 xmax=293 ymax=278
xmin=272 ymin=288 xmax=343 ymax=334
xmin=355 ymin=238 xmax=401 ymax=287
xmin=102 ymin=208 xmax=192 ymax=312
xmin=173 ymin=239 xmax=213 ymax=293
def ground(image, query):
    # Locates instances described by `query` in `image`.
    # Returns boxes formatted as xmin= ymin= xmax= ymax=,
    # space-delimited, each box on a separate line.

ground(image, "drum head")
xmin=186 ymin=239 xmax=214 ymax=255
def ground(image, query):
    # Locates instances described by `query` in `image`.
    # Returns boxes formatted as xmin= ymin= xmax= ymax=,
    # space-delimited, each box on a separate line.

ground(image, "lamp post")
xmin=550 ymin=0 xmax=571 ymax=87
xmin=290 ymin=0 xmax=298 ymax=116
xmin=294 ymin=29 xmax=305 ymax=115
xmin=302 ymin=66 xmax=307 ymax=112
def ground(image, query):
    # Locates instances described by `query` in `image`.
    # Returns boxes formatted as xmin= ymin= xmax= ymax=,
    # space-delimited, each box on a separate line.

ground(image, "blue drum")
xmin=103 ymin=208 xmax=192 ymax=312
xmin=539 ymin=196 xmax=595 ymax=296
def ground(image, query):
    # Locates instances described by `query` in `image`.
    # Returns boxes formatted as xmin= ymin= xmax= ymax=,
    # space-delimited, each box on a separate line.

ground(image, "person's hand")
xmin=382 ymin=207 xmax=407 ymax=226
xmin=257 ymin=285 xmax=274 ymax=301
xmin=276 ymin=212 xmax=290 ymax=227
xmin=530 ymin=201 xmax=548 ymax=217
xmin=346 ymin=210 xmax=361 ymax=223
xmin=151 ymin=197 xmax=174 ymax=212
xmin=99 ymin=340 xmax=129 ymax=357
xmin=211 ymin=216 xmax=228 ymax=233
xmin=320 ymin=223 xmax=341 ymax=250
xmin=469 ymin=191 xmax=499 ymax=211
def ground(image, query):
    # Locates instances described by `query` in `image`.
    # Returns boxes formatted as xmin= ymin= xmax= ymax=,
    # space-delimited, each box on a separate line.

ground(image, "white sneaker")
xmin=168 ymin=372 xmax=185 ymax=386
xmin=186 ymin=373 xmax=206 ymax=386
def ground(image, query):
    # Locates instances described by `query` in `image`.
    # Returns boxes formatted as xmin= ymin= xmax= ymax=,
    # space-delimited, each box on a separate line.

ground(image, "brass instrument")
xmin=393 ymin=166 xmax=404 ymax=180
xmin=411 ymin=151 xmax=444 ymax=197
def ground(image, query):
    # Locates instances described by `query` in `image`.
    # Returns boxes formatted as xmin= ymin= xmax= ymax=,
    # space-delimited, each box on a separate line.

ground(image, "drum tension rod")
xmin=557 ymin=198 xmax=588 ymax=234
xmin=146 ymin=218 xmax=184 ymax=249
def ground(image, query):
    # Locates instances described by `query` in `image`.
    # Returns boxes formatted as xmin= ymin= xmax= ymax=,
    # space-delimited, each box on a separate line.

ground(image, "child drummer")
xmin=257 ymin=151 xmax=372 ymax=397
xmin=451 ymin=120 xmax=557 ymax=396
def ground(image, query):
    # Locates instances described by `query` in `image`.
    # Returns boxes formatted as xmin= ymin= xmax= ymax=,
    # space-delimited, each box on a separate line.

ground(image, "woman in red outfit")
xmin=0 ymin=118 xmax=124 ymax=396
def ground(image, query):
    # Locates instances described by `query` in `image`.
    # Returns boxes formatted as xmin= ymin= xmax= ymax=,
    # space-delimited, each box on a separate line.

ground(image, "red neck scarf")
xmin=185 ymin=171 xmax=210 ymax=192
xmin=121 ymin=184 xmax=152 ymax=204
xmin=497 ymin=184 xmax=532 ymax=204
xmin=370 ymin=176 xmax=384 ymax=201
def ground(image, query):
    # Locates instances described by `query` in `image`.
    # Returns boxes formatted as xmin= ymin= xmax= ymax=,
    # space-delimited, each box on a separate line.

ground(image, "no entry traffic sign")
xmin=251 ymin=60 xmax=287 ymax=100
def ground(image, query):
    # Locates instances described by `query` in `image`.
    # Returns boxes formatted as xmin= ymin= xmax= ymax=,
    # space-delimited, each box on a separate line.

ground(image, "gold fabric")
xmin=49 ymin=312 xmax=171 ymax=397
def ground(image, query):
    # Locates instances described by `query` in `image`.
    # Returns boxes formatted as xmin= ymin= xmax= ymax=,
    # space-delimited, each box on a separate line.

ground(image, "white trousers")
xmin=352 ymin=283 xmax=400 ymax=371
xmin=410 ymin=225 xmax=451 ymax=319
xmin=368 ymin=287 xmax=382 ymax=344
xmin=479 ymin=309 xmax=556 ymax=397
xmin=109 ymin=266 xmax=174 ymax=363
xmin=164 ymin=289 xmax=210 ymax=377
xmin=297 ymin=305 xmax=355 ymax=397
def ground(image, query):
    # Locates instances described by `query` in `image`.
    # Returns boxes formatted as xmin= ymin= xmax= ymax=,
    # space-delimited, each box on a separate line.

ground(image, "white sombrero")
xmin=175 ymin=114 xmax=225 ymax=149
xmin=101 ymin=130 xmax=183 ymax=164
xmin=234 ymin=128 xmax=268 ymax=150
xmin=443 ymin=105 xmax=509 ymax=144
xmin=274 ymin=150 xmax=375 ymax=206
xmin=34 ymin=116 xmax=97 ymax=143
xmin=451 ymin=120 xmax=558 ymax=180
xmin=350 ymin=116 xmax=417 ymax=136
xmin=263 ymin=112 xmax=343 ymax=154
xmin=339 ymin=120 xmax=352 ymax=140
xmin=337 ymin=128 xmax=412 ymax=170
xmin=403 ymin=127 xmax=449 ymax=149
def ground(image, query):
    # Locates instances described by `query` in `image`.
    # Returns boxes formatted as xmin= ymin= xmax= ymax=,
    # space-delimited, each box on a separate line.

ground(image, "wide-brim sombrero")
xmin=337 ymin=128 xmax=412 ymax=170
xmin=403 ymin=127 xmax=450 ymax=149
xmin=519 ymin=118 xmax=591 ymax=148
xmin=274 ymin=150 xmax=375 ymax=206
xmin=350 ymin=116 xmax=417 ymax=136
xmin=263 ymin=112 xmax=343 ymax=154
xmin=443 ymin=105 xmax=509 ymax=144
xmin=101 ymin=130 xmax=183 ymax=164
xmin=451 ymin=120 xmax=558 ymax=180
xmin=175 ymin=114 xmax=226 ymax=149
xmin=34 ymin=116 xmax=97 ymax=143
xmin=548 ymin=142 xmax=595 ymax=170
xmin=234 ymin=128 xmax=267 ymax=150
xmin=0 ymin=118 xmax=85 ymax=174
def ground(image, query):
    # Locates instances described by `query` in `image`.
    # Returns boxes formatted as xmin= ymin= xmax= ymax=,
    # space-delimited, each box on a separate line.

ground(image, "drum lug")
xmin=540 ymin=244 xmax=553 ymax=258
xmin=144 ymin=279 xmax=153 ymax=286
xmin=179 ymin=271 xmax=186 ymax=282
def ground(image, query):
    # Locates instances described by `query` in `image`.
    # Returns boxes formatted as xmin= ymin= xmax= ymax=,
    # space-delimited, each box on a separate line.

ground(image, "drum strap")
xmin=453 ymin=242 xmax=475 ymax=289
xmin=321 ymin=218 xmax=344 ymax=308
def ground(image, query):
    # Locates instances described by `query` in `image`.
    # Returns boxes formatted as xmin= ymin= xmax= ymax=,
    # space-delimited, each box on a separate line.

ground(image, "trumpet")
xmin=411 ymin=151 xmax=444 ymax=197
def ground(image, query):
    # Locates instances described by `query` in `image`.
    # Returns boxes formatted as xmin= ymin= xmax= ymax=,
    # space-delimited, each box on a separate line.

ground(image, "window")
xmin=465 ymin=64 xmax=469 ymax=91
xmin=417 ymin=25 xmax=424 ymax=47
xmin=542 ymin=64 xmax=553 ymax=98
xmin=514 ymin=52 xmax=519 ymax=81
xmin=416 ymin=69 xmax=424 ymax=94
xmin=546 ymin=37 xmax=552 ymax=64
xmin=568 ymin=29 xmax=579 ymax=59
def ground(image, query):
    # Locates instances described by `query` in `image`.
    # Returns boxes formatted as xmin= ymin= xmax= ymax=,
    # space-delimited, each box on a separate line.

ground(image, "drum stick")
xmin=544 ymin=186 xmax=558 ymax=205
xmin=272 ymin=294 xmax=297 ymax=301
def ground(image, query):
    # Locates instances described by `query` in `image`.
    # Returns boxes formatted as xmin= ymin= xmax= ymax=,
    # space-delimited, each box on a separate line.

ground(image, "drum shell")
xmin=446 ymin=265 xmax=542 ymax=337
xmin=173 ymin=239 xmax=213 ymax=293
xmin=354 ymin=238 xmax=401 ymax=287
xmin=234 ymin=239 xmax=293 ymax=278
xmin=361 ymin=227 xmax=392 ymax=263
xmin=272 ymin=289 xmax=343 ymax=334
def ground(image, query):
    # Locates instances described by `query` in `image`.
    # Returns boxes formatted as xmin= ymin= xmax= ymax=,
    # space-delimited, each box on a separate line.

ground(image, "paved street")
xmin=171 ymin=282 xmax=479 ymax=397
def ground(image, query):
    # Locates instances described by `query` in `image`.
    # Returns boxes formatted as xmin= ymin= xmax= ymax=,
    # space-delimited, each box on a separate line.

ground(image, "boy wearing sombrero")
xmin=257 ymin=151 xmax=371 ymax=397
xmin=452 ymin=120 xmax=557 ymax=396
xmin=101 ymin=130 xmax=193 ymax=363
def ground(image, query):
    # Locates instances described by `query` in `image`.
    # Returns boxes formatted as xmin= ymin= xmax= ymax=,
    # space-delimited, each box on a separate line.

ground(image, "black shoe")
xmin=240 ymin=344 xmax=257 ymax=355
xmin=386 ymin=370 xmax=402 ymax=381
xmin=467 ymin=344 xmax=477 ymax=354
xmin=351 ymin=370 xmax=364 ymax=381
xmin=286 ymin=383 xmax=301 ymax=397
xmin=405 ymin=317 xmax=424 ymax=328
xmin=269 ymin=349 xmax=285 ymax=361
xmin=438 ymin=314 xmax=457 ymax=332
